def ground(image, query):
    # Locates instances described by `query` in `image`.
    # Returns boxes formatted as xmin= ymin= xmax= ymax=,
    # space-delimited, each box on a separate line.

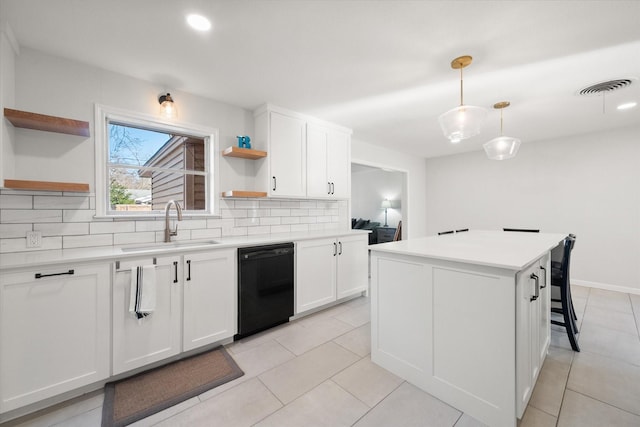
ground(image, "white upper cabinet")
xmin=255 ymin=108 xmax=307 ymax=198
xmin=254 ymin=104 xmax=351 ymax=199
xmin=306 ymin=123 xmax=351 ymax=199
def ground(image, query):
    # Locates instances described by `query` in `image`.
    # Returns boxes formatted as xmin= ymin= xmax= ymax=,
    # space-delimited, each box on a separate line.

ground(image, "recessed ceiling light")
xmin=617 ymin=101 xmax=637 ymax=110
xmin=186 ymin=14 xmax=211 ymax=31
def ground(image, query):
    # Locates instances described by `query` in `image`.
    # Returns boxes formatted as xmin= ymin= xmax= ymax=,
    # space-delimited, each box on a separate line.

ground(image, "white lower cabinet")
xmin=296 ymin=234 xmax=368 ymax=314
xmin=112 ymin=256 xmax=182 ymax=375
xmin=112 ymin=248 xmax=236 ymax=375
xmin=0 ymin=263 xmax=110 ymax=413
xmin=182 ymin=250 xmax=236 ymax=352
xmin=516 ymin=257 xmax=551 ymax=418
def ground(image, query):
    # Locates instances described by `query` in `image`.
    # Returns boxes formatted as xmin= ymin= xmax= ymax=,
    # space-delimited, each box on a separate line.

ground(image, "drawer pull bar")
xmin=35 ymin=269 xmax=74 ymax=279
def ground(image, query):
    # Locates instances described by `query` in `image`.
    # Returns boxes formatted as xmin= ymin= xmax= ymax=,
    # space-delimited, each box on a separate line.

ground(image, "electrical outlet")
xmin=26 ymin=231 xmax=42 ymax=248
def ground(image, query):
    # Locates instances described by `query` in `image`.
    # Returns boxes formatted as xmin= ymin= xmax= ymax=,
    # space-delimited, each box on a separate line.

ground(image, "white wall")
xmin=424 ymin=125 xmax=640 ymax=293
xmin=0 ymin=48 xmax=347 ymax=254
xmin=0 ymin=24 xmax=17 ymax=182
xmin=351 ymin=138 xmax=428 ymax=239
xmin=12 ymin=48 xmax=254 ymax=193
xmin=351 ymin=168 xmax=403 ymax=228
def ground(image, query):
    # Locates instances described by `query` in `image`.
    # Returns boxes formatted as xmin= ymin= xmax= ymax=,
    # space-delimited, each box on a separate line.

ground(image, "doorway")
xmin=350 ymin=162 xmax=407 ymax=244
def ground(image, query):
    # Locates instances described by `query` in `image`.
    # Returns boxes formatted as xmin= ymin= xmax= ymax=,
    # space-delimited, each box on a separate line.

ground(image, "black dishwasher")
xmin=235 ymin=243 xmax=294 ymax=340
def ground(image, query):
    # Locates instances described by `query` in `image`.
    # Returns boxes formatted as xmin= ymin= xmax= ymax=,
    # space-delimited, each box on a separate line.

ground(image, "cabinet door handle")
xmin=539 ymin=266 xmax=547 ymax=289
xmin=331 ymin=182 xmax=335 ymax=195
xmin=333 ymin=242 xmax=337 ymax=256
xmin=327 ymin=182 xmax=331 ymax=195
xmin=272 ymin=176 xmax=277 ymax=191
xmin=186 ymin=260 xmax=191 ymax=281
xmin=530 ymin=273 xmax=539 ymax=301
xmin=35 ymin=269 xmax=74 ymax=279
xmin=173 ymin=261 xmax=179 ymax=283
xmin=338 ymin=241 xmax=343 ymax=255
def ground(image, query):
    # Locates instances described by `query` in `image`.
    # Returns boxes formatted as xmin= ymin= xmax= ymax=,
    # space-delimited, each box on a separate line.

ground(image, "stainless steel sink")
xmin=121 ymin=240 xmax=220 ymax=253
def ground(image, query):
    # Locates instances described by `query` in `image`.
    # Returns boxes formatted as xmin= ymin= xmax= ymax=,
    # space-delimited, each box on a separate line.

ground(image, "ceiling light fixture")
xmin=186 ymin=14 xmax=211 ymax=31
xmin=617 ymin=101 xmax=637 ymax=110
xmin=438 ymin=55 xmax=488 ymax=143
xmin=483 ymin=101 xmax=521 ymax=160
xmin=158 ymin=93 xmax=177 ymax=119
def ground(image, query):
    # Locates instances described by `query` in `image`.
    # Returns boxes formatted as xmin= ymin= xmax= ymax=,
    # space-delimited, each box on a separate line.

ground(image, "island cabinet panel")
xmin=370 ymin=250 xmax=537 ymax=427
xmin=0 ymin=263 xmax=110 ymax=413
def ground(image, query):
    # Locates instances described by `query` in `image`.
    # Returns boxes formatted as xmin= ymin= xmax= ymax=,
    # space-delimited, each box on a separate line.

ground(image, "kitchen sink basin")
xmin=121 ymin=240 xmax=220 ymax=253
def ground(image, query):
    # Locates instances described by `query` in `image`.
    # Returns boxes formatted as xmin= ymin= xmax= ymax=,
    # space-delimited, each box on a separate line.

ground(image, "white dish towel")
xmin=129 ymin=265 xmax=157 ymax=319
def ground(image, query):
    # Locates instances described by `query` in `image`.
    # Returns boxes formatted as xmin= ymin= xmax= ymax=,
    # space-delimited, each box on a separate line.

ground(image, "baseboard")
xmin=573 ymin=279 xmax=640 ymax=296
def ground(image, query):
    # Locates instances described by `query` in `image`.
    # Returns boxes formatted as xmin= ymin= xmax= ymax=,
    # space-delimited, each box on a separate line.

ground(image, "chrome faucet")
xmin=164 ymin=200 xmax=183 ymax=242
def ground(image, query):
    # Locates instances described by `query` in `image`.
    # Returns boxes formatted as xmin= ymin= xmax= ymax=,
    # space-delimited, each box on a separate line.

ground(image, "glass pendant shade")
xmin=159 ymin=93 xmax=177 ymax=119
xmin=483 ymin=136 xmax=521 ymax=160
xmin=438 ymin=105 xmax=488 ymax=143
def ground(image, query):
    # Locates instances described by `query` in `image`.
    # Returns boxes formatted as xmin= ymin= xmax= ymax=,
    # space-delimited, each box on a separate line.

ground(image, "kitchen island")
xmin=369 ymin=230 xmax=566 ymax=427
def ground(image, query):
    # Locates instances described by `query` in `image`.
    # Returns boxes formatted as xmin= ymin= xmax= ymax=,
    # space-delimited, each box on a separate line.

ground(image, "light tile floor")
xmin=6 ymin=285 xmax=640 ymax=427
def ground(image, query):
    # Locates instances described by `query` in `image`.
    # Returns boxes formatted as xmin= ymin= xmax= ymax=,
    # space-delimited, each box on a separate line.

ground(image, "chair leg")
xmin=561 ymin=284 xmax=580 ymax=352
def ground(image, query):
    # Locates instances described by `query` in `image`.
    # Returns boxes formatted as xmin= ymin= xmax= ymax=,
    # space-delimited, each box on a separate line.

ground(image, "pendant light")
xmin=483 ymin=101 xmax=521 ymax=160
xmin=438 ymin=56 xmax=488 ymax=143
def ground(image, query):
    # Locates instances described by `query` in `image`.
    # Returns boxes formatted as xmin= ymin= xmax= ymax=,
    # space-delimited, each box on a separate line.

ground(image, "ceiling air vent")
xmin=578 ymin=79 xmax=633 ymax=96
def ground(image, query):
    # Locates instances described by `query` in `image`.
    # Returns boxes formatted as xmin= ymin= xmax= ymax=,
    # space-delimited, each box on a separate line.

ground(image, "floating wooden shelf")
xmin=221 ymin=190 xmax=267 ymax=198
xmin=222 ymin=146 xmax=267 ymax=160
xmin=4 ymin=179 xmax=90 ymax=192
xmin=4 ymin=108 xmax=90 ymax=137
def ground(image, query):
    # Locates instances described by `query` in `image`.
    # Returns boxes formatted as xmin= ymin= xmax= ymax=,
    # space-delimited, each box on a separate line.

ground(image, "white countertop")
xmin=369 ymin=230 xmax=567 ymax=270
xmin=0 ymin=229 xmax=369 ymax=271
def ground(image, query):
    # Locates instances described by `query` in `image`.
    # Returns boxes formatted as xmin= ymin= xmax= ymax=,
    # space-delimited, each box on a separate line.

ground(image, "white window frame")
xmin=94 ymin=104 xmax=219 ymax=218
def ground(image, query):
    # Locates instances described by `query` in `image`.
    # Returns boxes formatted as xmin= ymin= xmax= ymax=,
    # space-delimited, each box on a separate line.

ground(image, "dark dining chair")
xmin=438 ymin=230 xmax=454 ymax=235
xmin=550 ymin=234 xmax=580 ymax=351
xmin=503 ymin=228 xmax=540 ymax=233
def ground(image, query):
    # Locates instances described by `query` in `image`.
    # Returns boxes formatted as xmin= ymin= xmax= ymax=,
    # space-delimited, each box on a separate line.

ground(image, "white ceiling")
xmin=3 ymin=0 xmax=640 ymax=158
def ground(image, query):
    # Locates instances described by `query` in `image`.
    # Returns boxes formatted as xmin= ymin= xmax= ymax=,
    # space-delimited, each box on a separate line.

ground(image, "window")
xmin=95 ymin=105 xmax=219 ymax=217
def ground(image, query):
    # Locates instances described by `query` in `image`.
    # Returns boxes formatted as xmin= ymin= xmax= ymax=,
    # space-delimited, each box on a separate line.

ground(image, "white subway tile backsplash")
xmin=0 ymin=195 xmax=345 ymax=254
xmin=270 ymin=225 xmax=291 ymax=234
xmin=34 ymin=195 xmax=89 ymax=209
xmin=259 ymin=200 xmax=281 ymax=208
xmin=234 ymin=200 xmax=261 ymax=209
xmin=206 ymin=218 xmax=225 ymax=229
xmin=290 ymin=224 xmax=309 ymax=232
xmin=260 ymin=217 xmax=281 ymax=226
xmin=63 ymin=209 xmax=96 ymax=222
xmin=280 ymin=201 xmax=300 ymax=208
xmin=290 ymin=208 xmax=309 ymax=216
xmin=221 ymin=209 xmax=248 ymax=219
xmin=247 ymin=226 xmax=270 ymax=235
xmin=0 ymin=195 xmax=33 ymax=209
xmin=0 ymin=223 xmax=32 ymax=238
xmin=281 ymin=217 xmax=301 ymax=225
xmin=0 ymin=236 xmax=62 ymax=253
xmin=63 ymin=234 xmax=113 ymax=249
xmin=235 ymin=217 xmax=260 ymax=227
xmin=135 ymin=220 xmax=165 ymax=232
xmin=223 ymin=226 xmax=248 ymax=237
xmin=191 ymin=228 xmax=222 ymax=239
xmin=114 ymin=231 xmax=157 ymax=246
xmin=299 ymin=201 xmax=317 ymax=208
xmin=90 ymin=221 xmax=135 ymax=234
xmin=35 ymin=222 xmax=89 ymax=236
xmin=269 ymin=208 xmax=291 ymax=217
xmin=1 ymin=209 xmax=62 ymax=223
xmin=247 ymin=209 xmax=269 ymax=218
xmin=175 ymin=219 xmax=207 ymax=230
